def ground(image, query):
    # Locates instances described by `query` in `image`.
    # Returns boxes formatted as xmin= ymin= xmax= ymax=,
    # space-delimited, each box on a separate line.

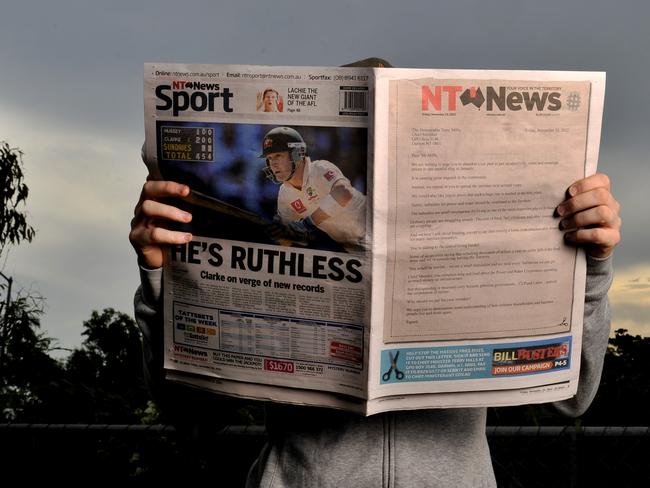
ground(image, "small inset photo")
xmin=256 ymin=87 xmax=284 ymax=113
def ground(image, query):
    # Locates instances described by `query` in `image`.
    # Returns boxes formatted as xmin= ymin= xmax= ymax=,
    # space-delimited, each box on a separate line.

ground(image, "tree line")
xmin=1 ymin=140 xmax=648 ymax=428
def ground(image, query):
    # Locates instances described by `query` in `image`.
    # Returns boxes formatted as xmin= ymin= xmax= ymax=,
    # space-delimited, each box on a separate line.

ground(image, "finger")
xmin=565 ymin=172 xmax=610 ymax=197
xmin=142 ymin=180 xmax=190 ymax=199
xmin=134 ymin=181 xmax=191 ymax=215
xmin=563 ymin=227 xmax=621 ymax=258
xmin=556 ymin=187 xmax=618 ymax=218
xmin=129 ymin=224 xmax=193 ymax=247
xmin=559 ymin=205 xmax=620 ymax=231
xmin=134 ymin=180 xmax=190 ymax=210
xmin=134 ymin=199 xmax=192 ymax=224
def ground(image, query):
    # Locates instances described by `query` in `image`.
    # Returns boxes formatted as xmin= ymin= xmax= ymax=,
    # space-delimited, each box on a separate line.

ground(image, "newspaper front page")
xmin=143 ymin=64 xmax=373 ymax=410
xmin=143 ymin=64 xmax=605 ymax=415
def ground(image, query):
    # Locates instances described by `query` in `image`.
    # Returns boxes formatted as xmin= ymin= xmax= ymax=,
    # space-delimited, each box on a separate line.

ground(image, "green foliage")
xmin=581 ymin=328 xmax=650 ymax=425
xmin=0 ymin=141 xmax=152 ymax=425
xmin=1 ymin=305 xmax=151 ymax=424
xmin=0 ymin=140 xmax=56 ymax=421
xmin=0 ymin=141 xmax=35 ymax=257
xmin=136 ymin=400 xmax=162 ymax=425
xmin=0 ymin=283 xmax=63 ymax=421
xmin=63 ymin=308 xmax=149 ymax=423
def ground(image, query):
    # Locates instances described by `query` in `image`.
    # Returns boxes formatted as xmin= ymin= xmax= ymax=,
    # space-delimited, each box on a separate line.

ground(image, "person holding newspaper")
xmin=130 ymin=170 xmax=620 ymax=487
xmin=260 ymin=126 xmax=367 ymax=252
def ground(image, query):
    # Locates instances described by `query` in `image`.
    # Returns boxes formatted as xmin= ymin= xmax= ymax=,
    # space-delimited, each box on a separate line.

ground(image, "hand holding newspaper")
xmin=142 ymin=63 xmax=605 ymax=415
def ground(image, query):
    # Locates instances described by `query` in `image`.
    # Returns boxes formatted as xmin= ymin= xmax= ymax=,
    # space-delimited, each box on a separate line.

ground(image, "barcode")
xmin=339 ymin=87 xmax=368 ymax=115
xmin=343 ymin=91 xmax=367 ymax=110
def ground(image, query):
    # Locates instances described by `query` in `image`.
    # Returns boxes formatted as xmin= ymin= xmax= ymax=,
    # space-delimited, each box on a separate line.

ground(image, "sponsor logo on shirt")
xmin=324 ymin=170 xmax=337 ymax=181
xmin=290 ymin=199 xmax=307 ymax=213
xmin=305 ymin=187 xmax=318 ymax=201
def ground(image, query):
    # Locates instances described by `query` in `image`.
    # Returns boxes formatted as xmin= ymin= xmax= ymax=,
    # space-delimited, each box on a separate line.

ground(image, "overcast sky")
xmin=1 ymin=0 xmax=648 ymax=355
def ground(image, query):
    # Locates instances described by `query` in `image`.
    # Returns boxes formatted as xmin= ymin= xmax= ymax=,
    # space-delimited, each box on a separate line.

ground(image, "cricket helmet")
xmin=259 ymin=127 xmax=307 ymax=184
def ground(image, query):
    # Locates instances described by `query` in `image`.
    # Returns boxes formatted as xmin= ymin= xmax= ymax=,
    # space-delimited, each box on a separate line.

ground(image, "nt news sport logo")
xmin=155 ymin=80 xmax=235 ymax=116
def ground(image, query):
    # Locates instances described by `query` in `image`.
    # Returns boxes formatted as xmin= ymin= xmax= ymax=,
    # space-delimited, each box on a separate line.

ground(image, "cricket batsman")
xmin=260 ymin=126 xmax=367 ymax=251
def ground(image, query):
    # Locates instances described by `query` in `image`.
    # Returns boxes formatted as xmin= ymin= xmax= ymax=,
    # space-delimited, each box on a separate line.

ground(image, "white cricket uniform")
xmin=277 ymin=159 xmax=366 ymax=249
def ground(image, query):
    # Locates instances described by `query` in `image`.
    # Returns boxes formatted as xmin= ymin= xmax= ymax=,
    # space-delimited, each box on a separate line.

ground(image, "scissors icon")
xmin=382 ymin=351 xmax=405 ymax=381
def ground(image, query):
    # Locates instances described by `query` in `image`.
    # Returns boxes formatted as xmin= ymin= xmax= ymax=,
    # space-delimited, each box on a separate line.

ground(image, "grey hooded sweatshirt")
xmin=134 ymin=256 xmax=613 ymax=488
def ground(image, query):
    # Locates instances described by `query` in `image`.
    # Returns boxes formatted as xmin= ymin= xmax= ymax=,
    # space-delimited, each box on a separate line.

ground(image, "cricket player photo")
xmin=155 ymin=122 xmax=368 ymax=253
xmin=260 ymin=126 xmax=367 ymax=252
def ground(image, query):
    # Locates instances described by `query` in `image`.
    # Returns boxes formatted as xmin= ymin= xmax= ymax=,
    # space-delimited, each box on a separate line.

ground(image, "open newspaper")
xmin=143 ymin=63 xmax=605 ymax=415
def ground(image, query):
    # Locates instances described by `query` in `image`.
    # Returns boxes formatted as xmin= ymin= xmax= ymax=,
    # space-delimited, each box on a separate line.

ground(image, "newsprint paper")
xmin=142 ymin=63 xmax=605 ymax=415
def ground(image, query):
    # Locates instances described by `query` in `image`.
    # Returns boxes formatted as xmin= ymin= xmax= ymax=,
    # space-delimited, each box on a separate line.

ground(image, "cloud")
xmin=2 ymin=0 xmax=649 ymax=354
xmin=623 ymin=283 xmax=650 ymax=290
xmin=609 ymin=264 xmax=650 ymax=304
xmin=608 ymin=263 xmax=650 ymax=337
xmin=1 ymin=106 xmax=146 ymax=355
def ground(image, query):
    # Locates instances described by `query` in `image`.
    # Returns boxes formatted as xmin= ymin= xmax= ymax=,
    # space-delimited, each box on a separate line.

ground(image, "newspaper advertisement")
xmin=143 ymin=64 xmax=605 ymax=415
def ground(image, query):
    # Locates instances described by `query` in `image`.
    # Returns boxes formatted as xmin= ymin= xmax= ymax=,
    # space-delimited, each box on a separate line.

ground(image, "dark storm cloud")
xmin=1 ymin=0 xmax=647 ymax=349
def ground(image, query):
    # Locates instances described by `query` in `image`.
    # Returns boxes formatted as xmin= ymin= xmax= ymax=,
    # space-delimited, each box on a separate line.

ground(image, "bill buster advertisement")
xmin=379 ymin=337 xmax=572 ymax=385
